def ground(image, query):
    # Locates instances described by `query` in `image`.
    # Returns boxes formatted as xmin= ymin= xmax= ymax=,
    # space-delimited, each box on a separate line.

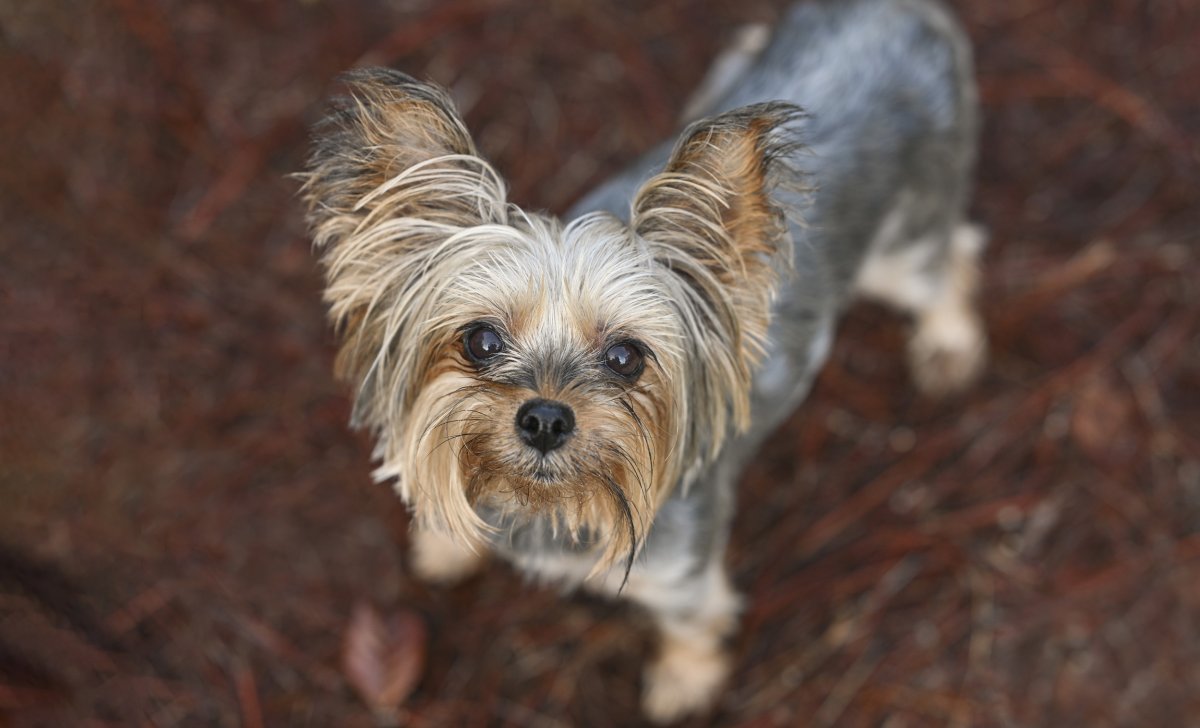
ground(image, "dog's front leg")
xmin=626 ymin=558 xmax=741 ymax=723
xmin=410 ymin=526 xmax=486 ymax=585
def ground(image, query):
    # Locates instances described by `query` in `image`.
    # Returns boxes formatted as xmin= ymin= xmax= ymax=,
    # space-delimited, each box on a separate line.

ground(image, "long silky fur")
xmin=301 ymin=69 xmax=803 ymax=578
xmin=633 ymin=102 xmax=805 ymax=472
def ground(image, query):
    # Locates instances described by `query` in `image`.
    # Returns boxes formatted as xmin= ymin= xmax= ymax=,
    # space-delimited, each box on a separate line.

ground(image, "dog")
xmin=301 ymin=0 xmax=984 ymax=720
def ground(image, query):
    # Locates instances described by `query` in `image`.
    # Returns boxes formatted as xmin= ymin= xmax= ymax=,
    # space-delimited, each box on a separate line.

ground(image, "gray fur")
xmin=509 ymin=0 xmax=979 ymax=608
xmin=349 ymin=0 xmax=986 ymax=717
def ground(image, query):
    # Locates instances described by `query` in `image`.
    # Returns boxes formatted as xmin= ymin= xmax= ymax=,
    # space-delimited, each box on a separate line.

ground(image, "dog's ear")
xmin=632 ymin=103 xmax=803 ymax=453
xmin=300 ymin=69 xmax=507 ymax=428
xmin=302 ymin=68 xmax=498 ymax=234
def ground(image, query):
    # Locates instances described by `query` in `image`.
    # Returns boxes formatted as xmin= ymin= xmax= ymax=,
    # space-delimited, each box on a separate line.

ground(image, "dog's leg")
xmin=856 ymin=221 xmax=987 ymax=396
xmin=907 ymin=224 xmax=987 ymax=395
xmin=410 ymin=527 xmax=485 ymax=585
xmin=625 ymin=560 xmax=740 ymax=723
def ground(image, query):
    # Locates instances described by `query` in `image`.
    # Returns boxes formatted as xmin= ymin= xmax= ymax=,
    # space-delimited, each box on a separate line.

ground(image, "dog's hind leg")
xmin=856 ymin=217 xmax=987 ymax=396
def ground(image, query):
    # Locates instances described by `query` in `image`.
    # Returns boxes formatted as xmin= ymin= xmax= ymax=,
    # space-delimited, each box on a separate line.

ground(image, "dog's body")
xmin=303 ymin=0 xmax=983 ymax=721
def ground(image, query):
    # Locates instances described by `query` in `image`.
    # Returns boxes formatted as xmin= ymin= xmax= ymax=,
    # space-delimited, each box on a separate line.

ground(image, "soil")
xmin=2 ymin=1 xmax=1198 ymax=726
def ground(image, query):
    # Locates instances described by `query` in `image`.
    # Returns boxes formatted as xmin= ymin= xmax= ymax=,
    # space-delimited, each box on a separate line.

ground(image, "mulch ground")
xmin=2 ymin=1 xmax=1198 ymax=726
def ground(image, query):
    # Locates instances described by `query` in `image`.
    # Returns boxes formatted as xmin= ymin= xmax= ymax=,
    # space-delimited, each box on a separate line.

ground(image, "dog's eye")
xmin=604 ymin=342 xmax=644 ymax=379
xmin=464 ymin=325 xmax=504 ymax=362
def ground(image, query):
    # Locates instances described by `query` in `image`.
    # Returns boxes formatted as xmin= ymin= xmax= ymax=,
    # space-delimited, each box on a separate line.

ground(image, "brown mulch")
xmin=1 ymin=1 xmax=1198 ymax=726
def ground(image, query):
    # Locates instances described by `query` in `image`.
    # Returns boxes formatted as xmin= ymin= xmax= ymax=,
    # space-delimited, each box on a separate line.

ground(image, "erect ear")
xmin=299 ymin=69 xmax=508 ymax=428
xmin=632 ymin=103 xmax=803 ymax=452
xmin=301 ymin=67 xmax=506 ymax=247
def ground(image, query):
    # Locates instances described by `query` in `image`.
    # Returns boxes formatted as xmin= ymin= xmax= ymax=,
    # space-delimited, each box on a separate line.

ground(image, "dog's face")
xmin=302 ymin=69 xmax=798 ymax=572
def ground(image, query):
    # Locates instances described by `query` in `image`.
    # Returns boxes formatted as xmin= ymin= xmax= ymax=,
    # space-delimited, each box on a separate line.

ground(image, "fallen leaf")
xmin=1070 ymin=373 xmax=1135 ymax=463
xmin=341 ymin=601 xmax=427 ymax=716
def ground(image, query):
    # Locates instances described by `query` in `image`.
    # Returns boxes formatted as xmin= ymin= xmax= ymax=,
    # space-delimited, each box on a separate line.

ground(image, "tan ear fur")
xmin=301 ymin=68 xmax=482 ymax=230
xmin=632 ymin=103 xmax=803 ymax=461
xmin=298 ymin=69 xmax=508 ymax=429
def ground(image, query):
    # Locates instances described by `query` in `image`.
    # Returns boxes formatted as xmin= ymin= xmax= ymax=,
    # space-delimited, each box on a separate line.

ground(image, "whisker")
xmin=617 ymin=399 xmax=655 ymax=480
xmin=599 ymin=474 xmax=637 ymax=595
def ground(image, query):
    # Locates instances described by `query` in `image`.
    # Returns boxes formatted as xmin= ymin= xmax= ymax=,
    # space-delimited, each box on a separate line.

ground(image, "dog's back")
xmin=572 ymin=0 xmax=976 ymax=277
xmin=571 ymin=0 xmax=982 ymax=413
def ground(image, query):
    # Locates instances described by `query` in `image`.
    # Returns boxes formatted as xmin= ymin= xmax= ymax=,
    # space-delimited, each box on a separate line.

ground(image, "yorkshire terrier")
xmin=301 ymin=0 xmax=985 ymax=721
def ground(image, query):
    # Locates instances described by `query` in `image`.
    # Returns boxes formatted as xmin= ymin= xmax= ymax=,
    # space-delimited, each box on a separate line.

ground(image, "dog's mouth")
xmin=515 ymin=456 xmax=577 ymax=487
xmin=464 ymin=448 xmax=574 ymax=493
xmin=459 ymin=429 xmax=633 ymax=511
xmin=529 ymin=466 xmax=557 ymax=483
xmin=494 ymin=434 xmax=577 ymax=485
xmin=476 ymin=452 xmax=605 ymax=501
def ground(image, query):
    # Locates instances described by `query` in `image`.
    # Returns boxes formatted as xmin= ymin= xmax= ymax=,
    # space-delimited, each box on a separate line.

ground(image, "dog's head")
xmin=302 ymin=69 xmax=799 ymax=576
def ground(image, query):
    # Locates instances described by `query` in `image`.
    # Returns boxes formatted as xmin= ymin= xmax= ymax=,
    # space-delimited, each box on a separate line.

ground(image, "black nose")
xmin=515 ymin=399 xmax=575 ymax=454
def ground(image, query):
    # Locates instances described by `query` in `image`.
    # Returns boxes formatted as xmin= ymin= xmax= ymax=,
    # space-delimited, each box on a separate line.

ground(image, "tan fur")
xmin=908 ymin=224 xmax=987 ymax=395
xmin=301 ymin=70 xmax=799 ymax=577
xmin=410 ymin=526 xmax=486 ymax=584
xmin=633 ymin=105 xmax=801 ymax=468
xmin=856 ymin=220 xmax=986 ymax=396
xmin=628 ymin=562 xmax=741 ymax=722
xmin=642 ymin=632 xmax=732 ymax=723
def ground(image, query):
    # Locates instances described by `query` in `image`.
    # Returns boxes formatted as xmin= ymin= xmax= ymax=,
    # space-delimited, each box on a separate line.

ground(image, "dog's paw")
xmin=409 ymin=528 xmax=484 ymax=585
xmin=641 ymin=638 xmax=730 ymax=724
xmin=908 ymin=303 xmax=986 ymax=397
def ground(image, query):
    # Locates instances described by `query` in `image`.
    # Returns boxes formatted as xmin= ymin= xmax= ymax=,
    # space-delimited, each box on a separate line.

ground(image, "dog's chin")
xmin=527 ymin=466 xmax=560 ymax=485
xmin=468 ymin=458 xmax=590 ymax=503
xmin=509 ymin=451 xmax=570 ymax=485
xmin=462 ymin=446 xmax=620 ymax=516
xmin=451 ymin=434 xmax=655 ymax=572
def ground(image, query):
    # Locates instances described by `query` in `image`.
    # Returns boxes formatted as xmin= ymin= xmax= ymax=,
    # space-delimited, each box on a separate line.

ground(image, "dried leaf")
xmin=341 ymin=601 xmax=427 ymax=715
xmin=1071 ymin=373 xmax=1135 ymax=462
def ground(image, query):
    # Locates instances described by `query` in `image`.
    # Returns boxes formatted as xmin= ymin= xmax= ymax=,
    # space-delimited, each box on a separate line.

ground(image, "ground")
xmin=1 ymin=1 xmax=1198 ymax=726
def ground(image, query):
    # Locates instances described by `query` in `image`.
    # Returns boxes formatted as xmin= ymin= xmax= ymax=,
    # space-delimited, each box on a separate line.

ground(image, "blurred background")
xmin=1 ymin=0 xmax=1198 ymax=725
